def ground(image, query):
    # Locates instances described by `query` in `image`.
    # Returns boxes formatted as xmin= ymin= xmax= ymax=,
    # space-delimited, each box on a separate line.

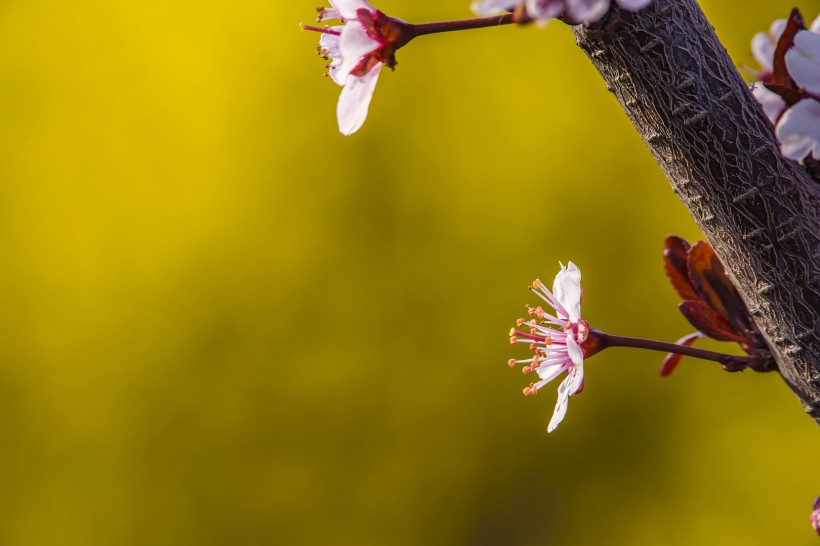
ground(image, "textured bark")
xmin=572 ymin=0 xmax=820 ymax=424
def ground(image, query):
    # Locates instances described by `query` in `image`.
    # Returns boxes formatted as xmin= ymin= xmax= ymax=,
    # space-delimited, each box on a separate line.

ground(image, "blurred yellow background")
xmin=0 ymin=1 xmax=818 ymax=544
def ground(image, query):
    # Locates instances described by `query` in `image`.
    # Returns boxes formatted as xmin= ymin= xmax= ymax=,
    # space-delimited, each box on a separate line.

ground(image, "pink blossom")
xmin=472 ymin=0 xmax=651 ymax=26
xmin=308 ymin=1 xmax=408 ymax=135
xmin=812 ymin=497 xmax=820 ymax=536
xmin=749 ymin=14 xmax=820 ymax=82
xmin=776 ymin=27 xmax=820 ymax=160
xmin=751 ymin=84 xmax=786 ymax=123
xmin=785 ymin=29 xmax=820 ymax=96
xmin=750 ymin=18 xmax=786 ymax=79
xmin=775 ymin=99 xmax=820 ymax=160
xmin=508 ymin=262 xmax=589 ymax=432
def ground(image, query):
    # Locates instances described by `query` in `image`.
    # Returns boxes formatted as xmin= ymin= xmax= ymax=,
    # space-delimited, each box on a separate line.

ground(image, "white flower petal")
xmin=327 ymin=57 xmax=344 ymax=86
xmin=785 ymin=30 xmax=820 ymax=96
xmin=769 ymin=18 xmax=787 ymax=38
xmin=565 ymin=338 xmax=585 ymax=393
xmin=547 ymin=375 xmax=572 ymax=433
xmin=319 ymin=28 xmax=342 ymax=58
xmin=751 ymin=32 xmax=775 ymax=71
xmin=566 ymin=336 xmax=584 ymax=367
xmin=566 ymin=0 xmax=610 ymax=23
xmin=552 ymin=261 xmax=582 ymax=322
xmin=526 ymin=0 xmax=563 ymax=24
xmin=328 ymin=0 xmax=375 ymax=20
xmin=318 ymin=28 xmax=346 ymax=85
xmin=337 ymin=22 xmax=380 ymax=83
xmin=535 ymin=362 xmax=567 ymax=386
xmin=810 ymin=14 xmax=820 ymax=34
xmin=545 ymin=338 xmax=584 ymax=433
xmin=615 ymin=0 xmax=651 ymax=10
xmin=337 ymin=63 xmax=382 ymax=135
xmin=471 ymin=0 xmax=518 ymax=15
xmin=775 ymin=99 xmax=820 ymax=159
xmin=752 ymin=83 xmax=786 ymax=123
xmin=751 ymin=19 xmax=786 ymax=72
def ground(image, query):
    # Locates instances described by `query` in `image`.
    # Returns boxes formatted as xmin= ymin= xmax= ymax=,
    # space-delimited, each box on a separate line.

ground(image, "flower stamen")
xmin=523 ymin=384 xmax=537 ymax=397
xmin=301 ymin=24 xmax=341 ymax=36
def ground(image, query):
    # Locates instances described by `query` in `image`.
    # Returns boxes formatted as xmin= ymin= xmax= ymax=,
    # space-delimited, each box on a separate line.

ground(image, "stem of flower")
xmin=591 ymin=329 xmax=757 ymax=369
xmin=410 ymin=14 xmax=519 ymax=38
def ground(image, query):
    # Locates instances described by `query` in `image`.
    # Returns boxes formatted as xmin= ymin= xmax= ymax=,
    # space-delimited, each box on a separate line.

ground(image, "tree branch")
xmin=572 ymin=0 xmax=820 ymax=424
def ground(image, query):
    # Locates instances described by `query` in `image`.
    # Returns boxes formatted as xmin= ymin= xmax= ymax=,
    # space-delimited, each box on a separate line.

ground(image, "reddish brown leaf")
xmin=678 ymin=301 xmax=748 ymax=344
xmin=663 ymin=236 xmax=699 ymax=302
xmin=686 ymin=242 xmax=727 ymax=312
xmin=771 ymin=8 xmax=805 ymax=92
xmin=659 ymin=332 xmax=704 ymax=377
xmin=685 ymin=242 xmax=752 ymax=332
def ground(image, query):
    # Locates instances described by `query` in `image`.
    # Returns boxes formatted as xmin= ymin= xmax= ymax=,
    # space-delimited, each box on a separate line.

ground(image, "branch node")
xmin=775 ymin=217 xmax=796 ymax=231
xmin=732 ymin=188 xmax=759 ymax=204
xmin=777 ymin=228 xmax=801 ymax=243
xmin=742 ymin=227 xmax=765 ymax=240
xmin=683 ymin=110 xmax=708 ymax=126
xmin=676 ymin=78 xmax=696 ymax=92
xmin=756 ymin=283 xmax=775 ymax=296
xmin=639 ymin=37 xmax=662 ymax=54
xmin=785 ymin=345 xmax=804 ymax=356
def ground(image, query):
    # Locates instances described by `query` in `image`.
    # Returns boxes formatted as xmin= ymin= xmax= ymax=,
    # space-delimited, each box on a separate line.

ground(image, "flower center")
xmin=350 ymin=9 xmax=410 ymax=76
xmin=574 ymin=319 xmax=589 ymax=343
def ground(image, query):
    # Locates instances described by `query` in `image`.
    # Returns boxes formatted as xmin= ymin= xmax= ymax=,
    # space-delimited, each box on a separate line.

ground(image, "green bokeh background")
xmin=0 ymin=1 xmax=818 ymax=544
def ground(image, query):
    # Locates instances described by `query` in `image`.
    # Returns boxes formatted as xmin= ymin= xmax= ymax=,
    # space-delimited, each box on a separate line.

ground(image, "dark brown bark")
xmin=572 ymin=0 xmax=820 ymax=424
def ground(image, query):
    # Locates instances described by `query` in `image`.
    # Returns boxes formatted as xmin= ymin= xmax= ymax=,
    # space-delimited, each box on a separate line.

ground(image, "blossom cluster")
xmin=473 ymin=0 xmax=651 ymax=26
xmin=750 ymin=11 xmax=820 ymax=161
